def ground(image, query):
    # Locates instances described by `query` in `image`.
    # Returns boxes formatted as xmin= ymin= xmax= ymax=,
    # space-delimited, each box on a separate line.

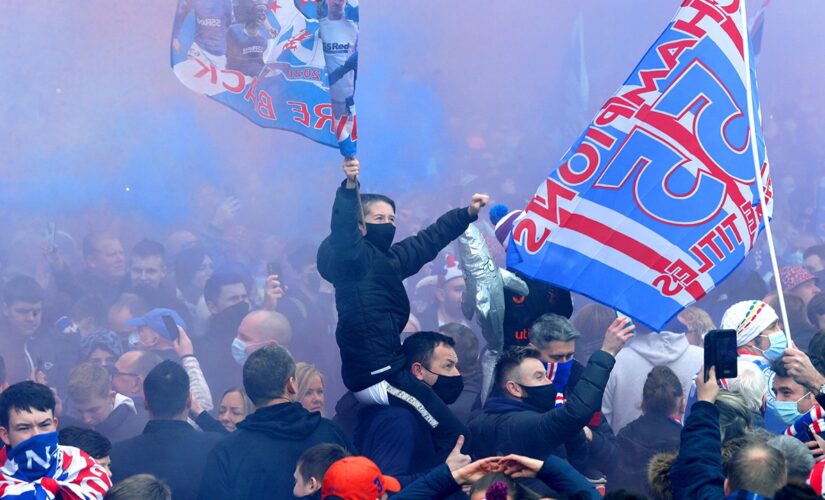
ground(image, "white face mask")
xmin=231 ymin=338 xmax=248 ymax=365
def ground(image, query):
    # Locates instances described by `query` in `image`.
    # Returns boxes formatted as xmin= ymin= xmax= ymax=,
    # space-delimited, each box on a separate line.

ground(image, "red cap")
xmin=322 ymin=457 xmax=401 ymax=500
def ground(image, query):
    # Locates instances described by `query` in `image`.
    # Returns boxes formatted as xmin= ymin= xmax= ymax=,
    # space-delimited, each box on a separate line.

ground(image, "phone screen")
xmin=161 ymin=315 xmax=180 ymax=342
xmin=704 ymin=329 xmax=738 ymax=381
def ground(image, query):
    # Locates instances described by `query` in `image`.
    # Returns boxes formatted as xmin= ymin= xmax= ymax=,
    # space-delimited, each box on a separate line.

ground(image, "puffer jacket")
xmin=317 ymin=182 xmax=475 ymax=391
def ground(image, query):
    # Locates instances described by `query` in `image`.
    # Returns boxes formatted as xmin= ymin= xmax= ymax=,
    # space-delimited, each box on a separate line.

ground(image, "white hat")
xmin=720 ymin=300 xmax=779 ymax=347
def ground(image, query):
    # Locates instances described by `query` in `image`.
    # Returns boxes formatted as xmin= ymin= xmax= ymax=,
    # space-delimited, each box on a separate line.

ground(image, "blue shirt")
xmin=226 ymin=24 xmax=269 ymax=76
xmin=173 ymin=0 xmax=234 ymax=56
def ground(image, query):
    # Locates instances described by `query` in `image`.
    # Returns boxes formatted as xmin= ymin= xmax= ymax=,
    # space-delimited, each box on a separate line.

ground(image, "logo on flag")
xmin=507 ymin=0 xmax=772 ymax=330
xmin=170 ymin=0 xmax=358 ymax=156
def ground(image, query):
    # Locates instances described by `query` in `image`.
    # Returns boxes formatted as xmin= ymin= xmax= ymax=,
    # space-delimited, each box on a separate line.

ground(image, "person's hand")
xmin=343 ymin=157 xmax=359 ymax=189
xmin=189 ymin=391 xmax=204 ymax=417
xmin=445 ymin=435 xmax=471 ymax=472
xmin=467 ymin=194 xmax=489 ymax=217
xmin=696 ymin=366 xmax=719 ymax=404
xmin=261 ymin=275 xmax=286 ymax=311
xmin=601 ymin=317 xmax=635 ymax=356
xmin=498 ymin=454 xmax=543 ymax=479
xmin=173 ymin=327 xmax=194 ymax=358
xmin=212 ymin=196 xmax=241 ymax=230
xmin=784 ymin=348 xmax=825 ymax=393
xmin=583 ymin=426 xmax=593 ymax=442
xmin=172 ymin=38 xmax=181 ymax=53
xmin=42 ymin=241 xmax=65 ymax=271
xmin=451 ymin=457 xmax=503 ymax=485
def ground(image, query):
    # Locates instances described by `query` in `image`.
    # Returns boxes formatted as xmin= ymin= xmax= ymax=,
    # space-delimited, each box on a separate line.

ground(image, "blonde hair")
xmin=68 ymin=362 xmax=111 ymax=404
xmin=294 ymin=363 xmax=325 ymax=416
xmin=220 ymin=387 xmax=254 ymax=417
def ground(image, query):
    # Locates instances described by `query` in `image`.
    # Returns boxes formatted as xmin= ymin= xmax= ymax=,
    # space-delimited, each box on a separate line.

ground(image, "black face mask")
xmin=429 ymin=371 xmax=464 ymax=405
xmin=517 ymin=383 xmax=557 ymax=413
xmin=364 ymin=223 xmax=396 ymax=252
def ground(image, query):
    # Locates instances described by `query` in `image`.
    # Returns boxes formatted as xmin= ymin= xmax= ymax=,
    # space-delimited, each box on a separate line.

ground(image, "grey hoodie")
xmin=601 ymin=331 xmax=703 ymax=432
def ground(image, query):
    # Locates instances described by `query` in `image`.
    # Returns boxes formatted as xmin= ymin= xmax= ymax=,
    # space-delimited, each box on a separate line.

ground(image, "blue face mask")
xmin=770 ymin=397 xmax=807 ymax=426
xmin=542 ymin=358 xmax=574 ymax=393
xmin=758 ymin=331 xmax=788 ymax=361
xmin=7 ymin=432 xmax=59 ymax=481
xmin=231 ymin=338 xmax=248 ymax=365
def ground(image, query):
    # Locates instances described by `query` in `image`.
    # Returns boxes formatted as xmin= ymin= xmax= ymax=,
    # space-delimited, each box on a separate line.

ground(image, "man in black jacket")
xmin=469 ymin=317 xmax=632 ymax=463
xmin=198 ymin=345 xmax=352 ymax=499
xmin=317 ymin=158 xmax=487 ymax=457
xmin=110 ymin=361 xmax=222 ymax=500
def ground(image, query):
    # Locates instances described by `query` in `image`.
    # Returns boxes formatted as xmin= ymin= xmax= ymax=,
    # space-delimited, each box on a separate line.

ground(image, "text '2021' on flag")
xmin=506 ymin=0 xmax=772 ymax=331
xmin=170 ymin=0 xmax=358 ymax=157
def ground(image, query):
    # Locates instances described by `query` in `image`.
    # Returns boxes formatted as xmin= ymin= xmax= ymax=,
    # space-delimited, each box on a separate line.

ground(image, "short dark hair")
xmin=71 ymin=294 xmax=107 ymax=326
xmin=204 ymin=271 xmax=246 ymax=305
xmin=771 ymin=359 xmax=790 ymax=378
xmin=58 ymin=426 xmax=112 ymax=459
xmin=144 ymin=361 xmax=190 ymax=418
xmin=808 ymin=294 xmax=825 ymax=330
xmin=0 ymin=381 xmax=56 ymax=428
xmin=132 ymin=239 xmax=166 ymax=261
xmin=773 ymin=481 xmax=820 ymax=500
xmin=104 ymin=474 xmax=172 ymax=500
xmin=243 ymin=345 xmax=295 ymax=407
xmin=492 ymin=346 xmax=542 ymax=396
xmin=297 ymin=443 xmax=349 ymax=483
xmin=402 ymin=331 xmax=456 ymax=370
xmin=361 ymin=194 xmax=396 ymax=217
xmin=641 ymin=366 xmax=682 ymax=416
xmin=3 ymin=275 xmax=44 ymax=305
xmin=804 ymin=244 xmax=825 ymax=263
xmin=727 ymin=443 xmax=787 ymax=497
xmin=174 ymin=246 xmax=208 ymax=289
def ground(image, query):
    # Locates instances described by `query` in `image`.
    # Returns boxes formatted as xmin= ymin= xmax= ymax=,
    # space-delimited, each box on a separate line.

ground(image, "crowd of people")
xmin=3 ymin=159 xmax=825 ymax=499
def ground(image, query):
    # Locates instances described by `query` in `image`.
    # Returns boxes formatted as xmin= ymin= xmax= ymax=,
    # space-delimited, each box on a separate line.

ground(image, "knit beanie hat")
xmin=720 ymin=300 xmax=779 ymax=347
xmin=489 ymin=204 xmax=521 ymax=249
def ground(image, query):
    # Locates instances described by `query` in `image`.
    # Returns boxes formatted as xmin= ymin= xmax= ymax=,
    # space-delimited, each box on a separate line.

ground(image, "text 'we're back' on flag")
xmin=171 ymin=0 xmax=359 ymax=156
xmin=507 ymin=0 xmax=772 ymax=331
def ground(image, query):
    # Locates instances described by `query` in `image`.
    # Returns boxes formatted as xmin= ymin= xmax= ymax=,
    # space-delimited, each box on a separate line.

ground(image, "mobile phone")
xmin=704 ymin=329 xmax=738 ymax=382
xmin=266 ymin=262 xmax=281 ymax=277
xmin=615 ymin=310 xmax=635 ymax=333
xmin=161 ymin=315 xmax=180 ymax=342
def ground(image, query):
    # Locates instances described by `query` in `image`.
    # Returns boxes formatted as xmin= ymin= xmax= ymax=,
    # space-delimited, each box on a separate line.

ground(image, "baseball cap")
xmin=322 ymin=456 xmax=401 ymax=500
xmin=126 ymin=308 xmax=187 ymax=340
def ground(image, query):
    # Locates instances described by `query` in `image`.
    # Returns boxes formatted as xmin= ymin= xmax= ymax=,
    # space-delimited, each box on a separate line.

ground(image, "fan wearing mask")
xmin=770 ymin=359 xmax=821 ymax=442
xmin=719 ymin=300 xmax=789 ymax=432
xmin=528 ymin=313 xmax=619 ymax=478
xmin=317 ymin=158 xmax=487 ymax=460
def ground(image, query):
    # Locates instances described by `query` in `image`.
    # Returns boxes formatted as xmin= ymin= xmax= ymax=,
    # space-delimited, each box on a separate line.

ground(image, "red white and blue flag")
xmin=171 ymin=0 xmax=358 ymax=156
xmin=507 ymin=0 xmax=772 ymax=330
xmin=0 ymin=443 xmax=111 ymax=499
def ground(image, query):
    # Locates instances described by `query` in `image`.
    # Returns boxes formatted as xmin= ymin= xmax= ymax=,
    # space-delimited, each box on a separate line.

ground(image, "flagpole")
xmin=740 ymin=3 xmax=792 ymax=341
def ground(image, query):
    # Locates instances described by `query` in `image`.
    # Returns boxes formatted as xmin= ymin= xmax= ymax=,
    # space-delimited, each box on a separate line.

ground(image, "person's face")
xmin=88 ymin=239 xmax=126 ymax=279
xmin=87 ymin=348 xmax=117 ymax=368
xmin=536 ymin=340 xmax=576 ymax=364
xmin=2 ymin=300 xmax=42 ymax=336
xmin=437 ymin=278 xmax=465 ymax=313
xmin=773 ymin=376 xmax=814 ymax=413
xmin=328 ymin=0 xmax=346 ymax=17
xmin=753 ymin=321 xmax=782 ymax=351
xmin=805 ymin=255 xmax=825 ymax=274
xmin=362 ymin=201 xmax=396 ymax=226
xmin=130 ymin=255 xmax=166 ymax=289
xmin=192 ymin=255 xmax=214 ymax=290
xmin=73 ymin=395 xmax=115 ymax=426
xmin=210 ymin=283 xmax=249 ymax=315
xmin=293 ymin=465 xmax=320 ymax=497
xmin=218 ymin=391 xmax=247 ymax=432
xmin=96 ymin=456 xmax=112 ymax=477
xmin=0 ymin=408 xmax=57 ymax=448
xmin=507 ymin=358 xmax=551 ymax=398
xmin=792 ymin=279 xmax=821 ymax=305
xmin=299 ymin=374 xmax=325 ymax=414
xmin=414 ymin=344 xmax=460 ymax=387
xmin=112 ymin=357 xmax=143 ymax=398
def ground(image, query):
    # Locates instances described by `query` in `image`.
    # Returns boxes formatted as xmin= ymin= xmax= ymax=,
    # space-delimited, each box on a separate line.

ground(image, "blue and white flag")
xmin=507 ymin=0 xmax=772 ymax=330
xmin=171 ymin=0 xmax=358 ymax=156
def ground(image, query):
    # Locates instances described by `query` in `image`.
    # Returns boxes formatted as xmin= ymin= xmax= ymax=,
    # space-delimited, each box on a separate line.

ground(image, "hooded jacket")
xmin=602 ymin=331 xmax=702 ymax=432
xmin=197 ymin=402 xmax=352 ymax=500
xmin=317 ymin=183 xmax=475 ymax=391
xmin=609 ymin=413 xmax=682 ymax=493
xmin=468 ymin=350 xmax=614 ymax=462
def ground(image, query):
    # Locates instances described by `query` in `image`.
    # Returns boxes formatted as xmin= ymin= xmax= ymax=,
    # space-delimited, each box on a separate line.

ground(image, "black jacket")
xmin=317 ymin=183 xmax=475 ymax=391
xmin=110 ymin=420 xmax=223 ymax=500
xmin=95 ymin=403 xmax=147 ymax=444
xmin=197 ymin=402 xmax=353 ymax=499
xmin=468 ymin=350 xmax=615 ymax=460
xmin=610 ymin=413 xmax=682 ymax=494
xmin=503 ymin=272 xmax=573 ymax=349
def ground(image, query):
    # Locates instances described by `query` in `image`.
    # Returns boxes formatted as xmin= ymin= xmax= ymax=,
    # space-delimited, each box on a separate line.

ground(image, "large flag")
xmin=171 ymin=0 xmax=358 ymax=156
xmin=507 ymin=0 xmax=772 ymax=330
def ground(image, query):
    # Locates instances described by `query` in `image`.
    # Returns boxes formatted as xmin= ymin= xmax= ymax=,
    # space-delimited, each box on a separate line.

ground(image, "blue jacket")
xmin=670 ymin=401 xmax=769 ymax=500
